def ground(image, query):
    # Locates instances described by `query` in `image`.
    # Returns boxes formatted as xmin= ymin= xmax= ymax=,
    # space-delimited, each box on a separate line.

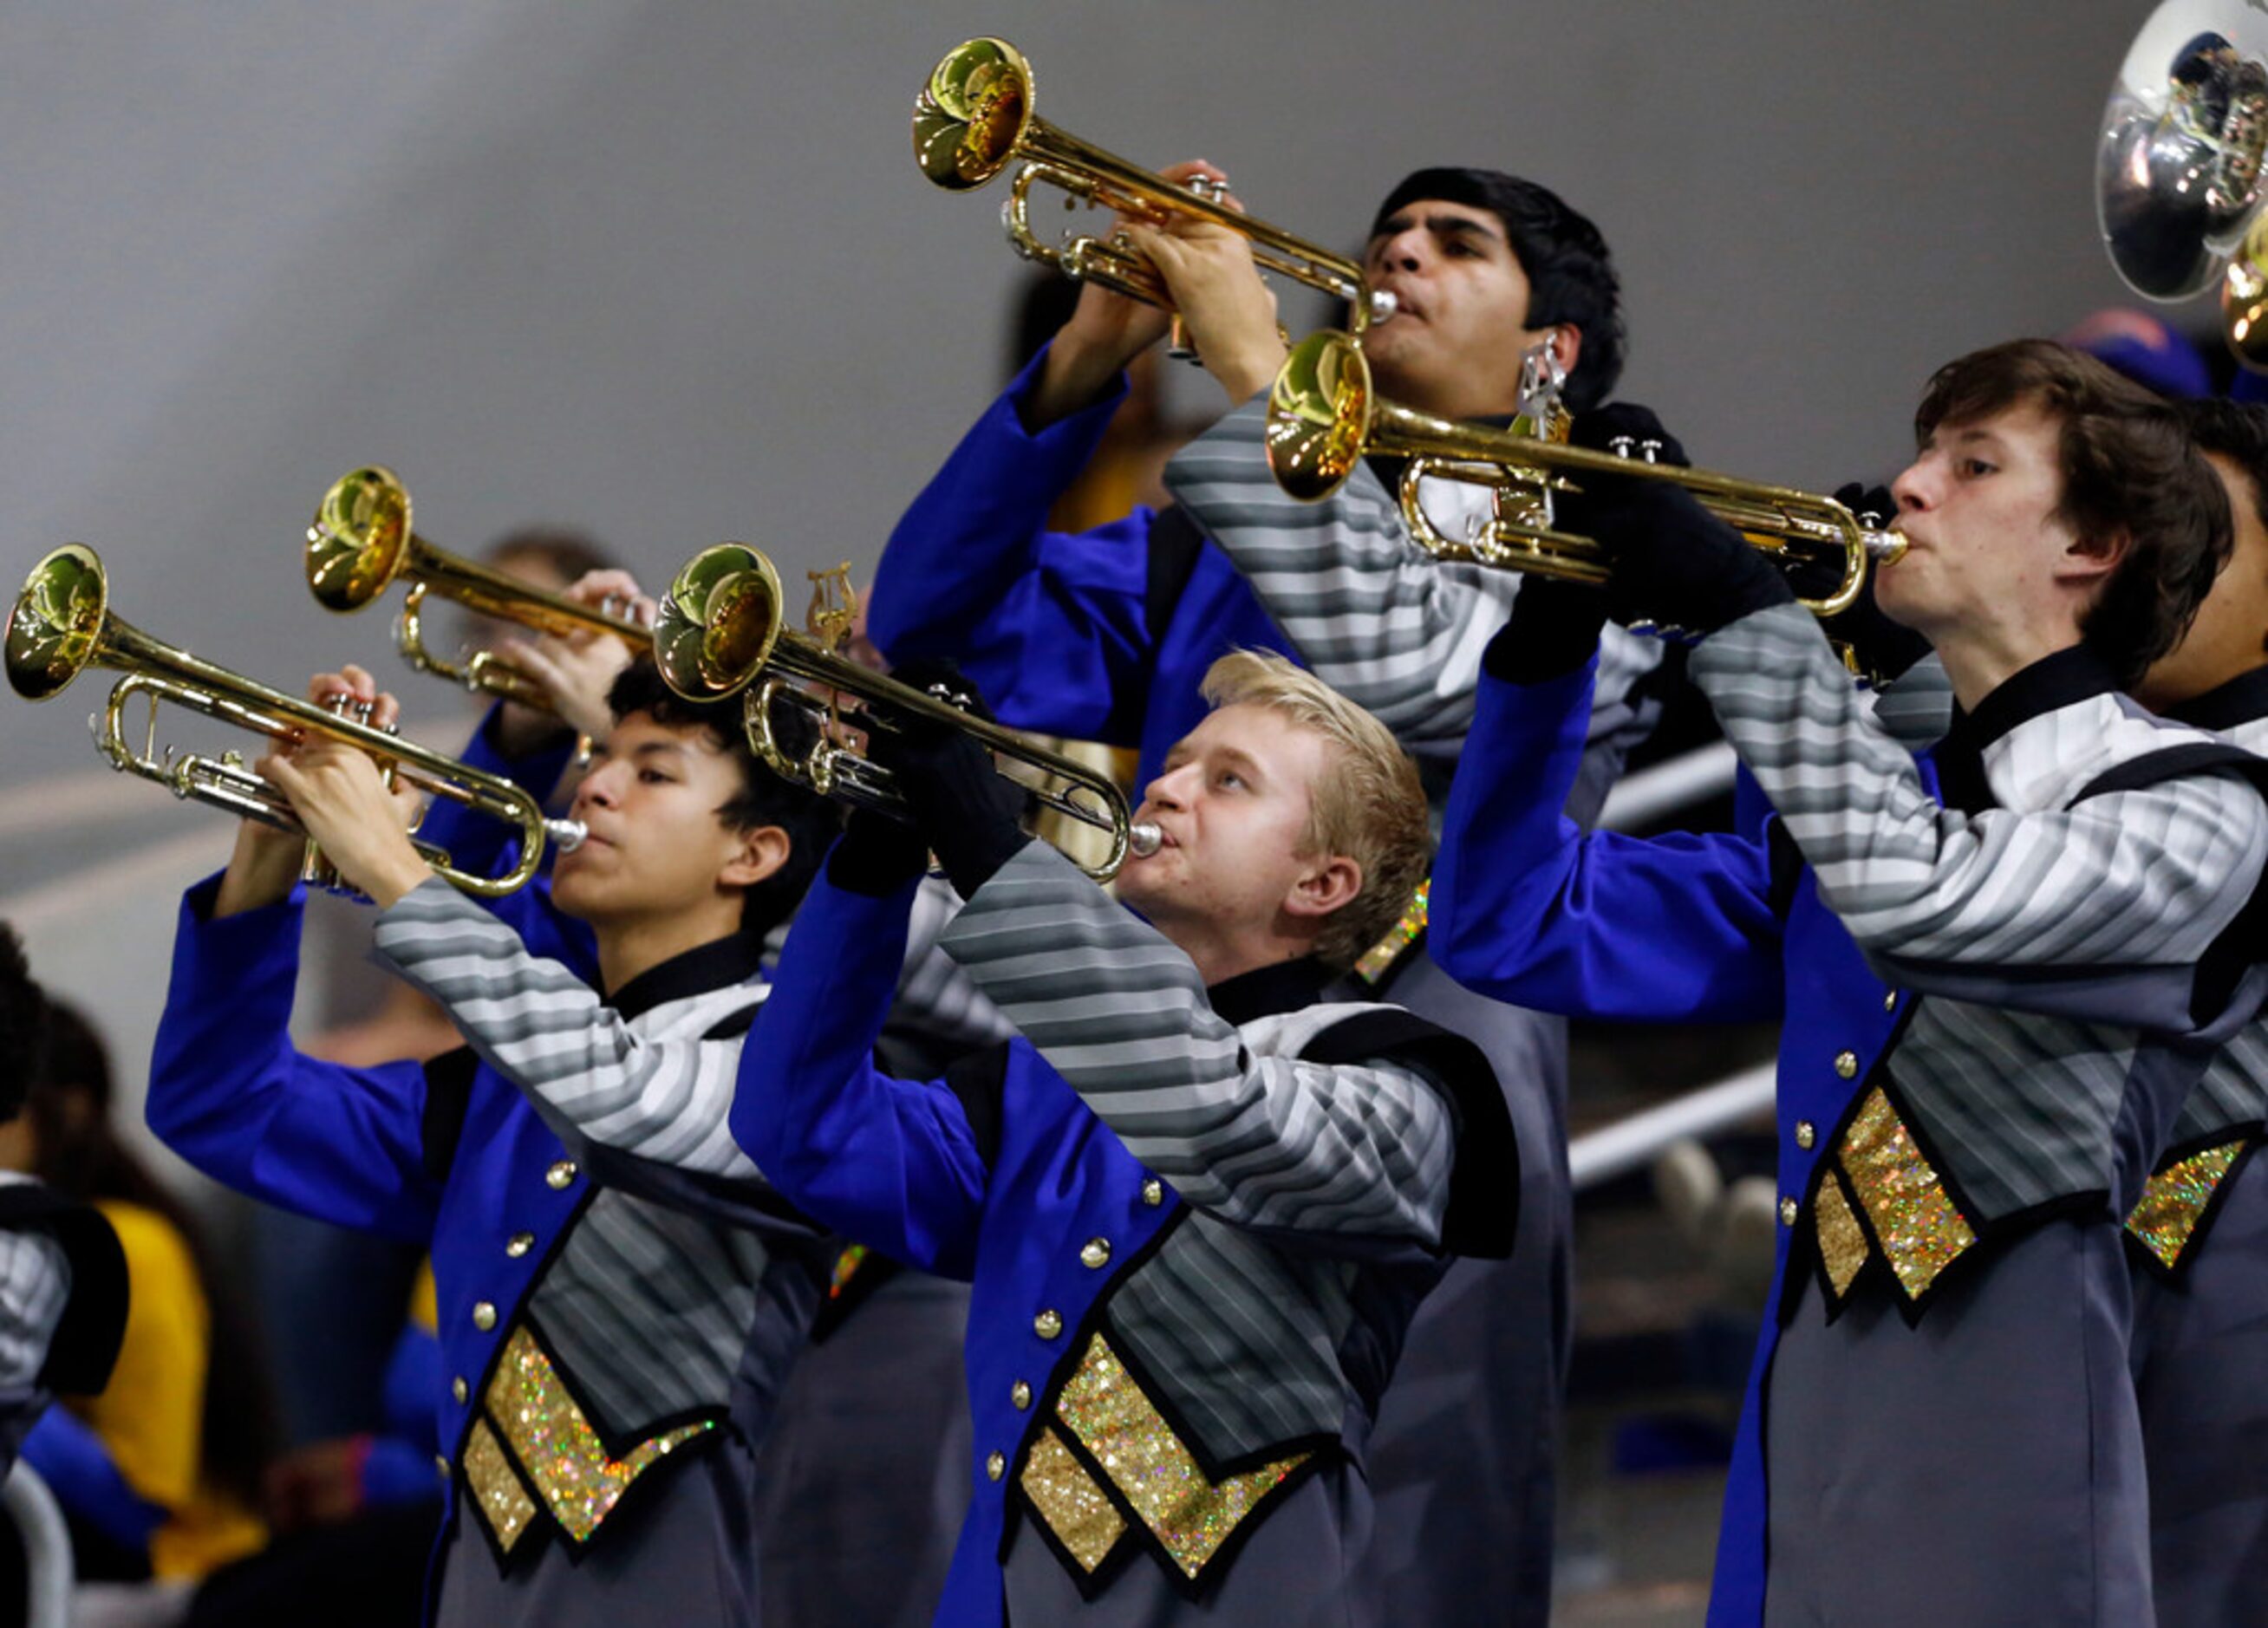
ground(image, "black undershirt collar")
xmin=2163 ymin=663 xmax=2268 ymax=733
xmin=1207 ymin=957 xmax=1335 ymax=1026
xmin=1931 ymin=643 xmax=2121 ymax=816
xmin=607 ymin=932 xmax=767 ymax=1020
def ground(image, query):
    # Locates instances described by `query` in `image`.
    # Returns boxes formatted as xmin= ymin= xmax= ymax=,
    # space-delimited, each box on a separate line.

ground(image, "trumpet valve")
xmin=1129 ymin=821 xmax=1163 ymax=858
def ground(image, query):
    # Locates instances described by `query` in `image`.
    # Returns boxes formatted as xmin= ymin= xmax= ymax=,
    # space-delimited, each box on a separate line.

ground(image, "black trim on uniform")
xmin=0 ymin=1186 xmax=127 ymax=1395
xmin=945 ymin=1042 xmax=1013 ymax=1171
xmin=2164 ymin=664 xmax=2268 ymax=735
xmin=1298 ymin=1009 xmax=1519 ymax=1259
xmin=420 ymin=1046 xmax=481 ymax=1183
xmin=1953 ymin=644 xmax=2121 ymax=753
xmin=1205 ymin=958 xmax=1334 ymax=1028
xmin=1144 ymin=504 xmax=1210 ymax=643
xmin=607 ymin=934 xmax=768 ymax=1021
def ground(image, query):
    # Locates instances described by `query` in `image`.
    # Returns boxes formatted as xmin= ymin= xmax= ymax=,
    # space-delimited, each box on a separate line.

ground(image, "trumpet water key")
xmin=914 ymin=36 xmax=1395 ymax=337
xmin=307 ymin=466 xmax=651 ymax=708
xmin=1265 ymin=330 xmax=1905 ymax=619
xmin=654 ymin=544 xmax=1155 ymax=880
xmin=8 ymin=544 xmax=582 ymax=897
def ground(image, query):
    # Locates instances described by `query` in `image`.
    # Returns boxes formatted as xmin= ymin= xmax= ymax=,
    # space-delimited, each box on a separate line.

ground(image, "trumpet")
xmin=306 ymin=466 xmax=651 ymax=709
xmin=1265 ymin=331 xmax=1905 ymax=619
xmin=2098 ymin=0 xmax=2268 ymax=369
xmin=652 ymin=544 xmax=1157 ymax=880
xmin=7 ymin=544 xmax=583 ymax=898
xmin=914 ymin=37 xmax=1395 ymax=336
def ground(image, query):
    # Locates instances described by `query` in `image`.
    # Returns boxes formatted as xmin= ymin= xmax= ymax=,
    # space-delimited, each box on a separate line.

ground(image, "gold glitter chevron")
xmin=1020 ymin=1426 xmax=1127 ymax=1573
xmin=1815 ymin=1169 xmax=1868 ymax=1300
xmin=1838 ymin=1086 xmax=1976 ymax=1300
xmin=1052 ymin=1332 xmax=1307 ymax=1581
xmin=2126 ymin=1139 xmax=2247 ymax=1272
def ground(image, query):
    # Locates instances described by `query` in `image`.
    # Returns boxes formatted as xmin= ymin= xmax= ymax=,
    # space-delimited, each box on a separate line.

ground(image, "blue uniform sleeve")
xmin=21 ymin=1408 xmax=166 ymax=1553
xmin=728 ymin=861 xmax=988 ymax=1280
xmin=1434 ymin=660 xmax=1787 ymax=1024
xmin=146 ymin=876 xmax=442 ymax=1244
xmin=866 ymin=344 xmax=1162 ymax=746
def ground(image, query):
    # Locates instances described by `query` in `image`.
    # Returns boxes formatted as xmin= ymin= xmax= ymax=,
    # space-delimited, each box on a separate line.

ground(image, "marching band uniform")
xmin=730 ymin=838 xmax=1517 ymax=1625
xmin=872 ymin=353 xmax=1657 ymax=1623
xmin=2126 ymin=665 xmax=2268 ymax=1623
xmin=1430 ymin=602 xmax=2268 ymax=1626
xmin=146 ymin=867 xmax=837 ymax=1625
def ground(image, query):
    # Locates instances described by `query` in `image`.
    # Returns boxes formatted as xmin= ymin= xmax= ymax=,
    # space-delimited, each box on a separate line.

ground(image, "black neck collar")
xmin=607 ymin=932 xmax=767 ymax=1019
xmin=2163 ymin=663 xmax=2268 ymax=733
xmin=1931 ymin=643 xmax=2120 ymax=816
xmin=1208 ymin=957 xmax=1335 ymax=1026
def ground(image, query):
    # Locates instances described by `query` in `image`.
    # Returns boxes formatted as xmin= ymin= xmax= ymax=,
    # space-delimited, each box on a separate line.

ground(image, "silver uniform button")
xmin=1140 ymin=1178 xmax=1164 ymax=1207
xmin=452 ymin=1377 xmax=468 ymax=1404
xmin=1835 ymin=1051 xmax=1859 ymax=1080
xmin=505 ymin=1232 xmax=534 ymax=1258
xmin=1796 ymin=1121 xmax=1816 ymax=1151
xmin=1033 ymin=1309 xmax=1063 ymax=1340
xmin=987 ymin=1452 xmax=1006 ymax=1481
xmin=1079 ymin=1238 xmax=1111 ymax=1270
xmin=1779 ymin=1196 xmax=1799 ymax=1228
xmin=1884 ymin=989 xmax=1898 ymax=1013
xmin=1012 ymin=1380 xmax=1032 ymax=1410
xmin=434 ymin=1454 xmax=450 ymax=1478
xmin=472 ymin=1301 xmax=498 ymax=1332
xmin=545 ymin=1160 xmax=578 ymax=1190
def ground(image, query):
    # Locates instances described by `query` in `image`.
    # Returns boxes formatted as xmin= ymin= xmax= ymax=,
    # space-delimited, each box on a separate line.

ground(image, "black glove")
xmin=861 ymin=658 xmax=1030 ymax=898
xmin=1555 ymin=406 xmax=1789 ymax=636
xmin=1815 ymin=483 xmax=1931 ymax=687
xmin=1567 ymin=401 xmax=1691 ymax=469
xmin=827 ymin=804 xmax=929 ymax=896
xmin=1483 ymin=577 xmax=1608 ymax=684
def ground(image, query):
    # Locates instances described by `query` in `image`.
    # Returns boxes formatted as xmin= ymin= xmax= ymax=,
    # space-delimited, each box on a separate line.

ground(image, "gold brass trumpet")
xmin=7 ymin=544 xmax=583 ymax=898
xmin=914 ymin=37 xmax=1395 ymax=335
xmin=1265 ymin=331 xmax=1905 ymax=619
xmin=653 ymin=544 xmax=1156 ymax=880
xmin=306 ymin=466 xmax=650 ymax=709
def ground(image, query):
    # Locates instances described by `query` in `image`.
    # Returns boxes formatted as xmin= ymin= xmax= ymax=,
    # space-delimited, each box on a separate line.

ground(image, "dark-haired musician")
xmin=730 ymin=651 xmax=1515 ymax=1626
xmin=146 ymin=657 xmax=841 ymax=1626
xmin=0 ymin=925 xmax=126 ymax=1483
xmin=2123 ymin=395 xmax=2268 ymax=1624
xmin=870 ymin=163 xmax=1649 ymax=1622
xmin=1426 ymin=340 xmax=2268 ymax=1625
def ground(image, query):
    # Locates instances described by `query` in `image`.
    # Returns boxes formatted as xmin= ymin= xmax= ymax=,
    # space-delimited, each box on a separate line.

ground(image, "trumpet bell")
xmin=654 ymin=544 xmax=786 ymax=700
xmin=915 ymin=38 xmax=1033 ymax=191
xmin=2099 ymin=0 xmax=2268 ymax=300
xmin=6 ymin=544 xmax=108 ymax=701
xmin=308 ymin=466 xmax=415 ymax=613
xmin=1266 ymin=332 xmax=1377 ymax=503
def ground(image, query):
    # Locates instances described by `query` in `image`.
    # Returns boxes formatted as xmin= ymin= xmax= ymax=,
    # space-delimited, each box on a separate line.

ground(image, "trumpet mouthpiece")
xmin=547 ymin=818 xmax=588 ymax=855
xmin=1867 ymin=531 xmax=1909 ymax=565
xmin=1129 ymin=822 xmax=1163 ymax=857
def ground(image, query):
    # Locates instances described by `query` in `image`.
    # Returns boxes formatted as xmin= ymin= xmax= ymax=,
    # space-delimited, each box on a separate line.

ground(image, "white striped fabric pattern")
xmin=1162 ymin=398 xmax=1663 ymax=763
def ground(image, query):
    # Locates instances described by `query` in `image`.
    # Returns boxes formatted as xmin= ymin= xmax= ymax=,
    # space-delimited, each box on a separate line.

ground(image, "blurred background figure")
xmin=7 ymin=1001 xmax=273 ymax=1597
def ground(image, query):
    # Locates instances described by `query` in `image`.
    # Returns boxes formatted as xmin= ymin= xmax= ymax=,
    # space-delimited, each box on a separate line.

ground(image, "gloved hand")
xmin=1482 ymin=402 xmax=1699 ymax=679
xmin=860 ymin=658 xmax=1030 ymax=898
xmin=1554 ymin=408 xmax=1789 ymax=638
xmin=1815 ymin=483 xmax=1932 ymax=687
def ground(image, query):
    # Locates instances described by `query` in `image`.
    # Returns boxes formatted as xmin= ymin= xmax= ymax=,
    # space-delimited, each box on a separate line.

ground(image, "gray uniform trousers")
xmin=1003 ymin=1459 xmax=1377 ymax=1627
xmin=433 ymin=1428 xmax=764 ymax=1627
xmin=753 ymin=1268 xmax=974 ymax=1627
xmin=1763 ymin=1219 xmax=2154 ymax=1628
xmin=1340 ymin=947 xmax=1569 ymax=1628
xmin=2130 ymin=1149 xmax=2268 ymax=1626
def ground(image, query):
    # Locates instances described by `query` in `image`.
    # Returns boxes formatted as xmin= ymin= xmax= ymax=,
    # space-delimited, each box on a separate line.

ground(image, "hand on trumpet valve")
xmin=493 ymin=568 xmax=650 ymax=754
xmin=257 ymin=667 xmax=431 ymax=908
xmin=864 ymin=659 xmax=1031 ymax=899
xmin=1121 ymin=210 xmax=1285 ymax=404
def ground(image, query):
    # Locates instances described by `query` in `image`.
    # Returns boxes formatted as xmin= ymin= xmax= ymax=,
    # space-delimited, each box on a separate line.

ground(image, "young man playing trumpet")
xmin=2122 ymin=395 xmax=2268 ymax=1625
xmin=729 ymin=651 xmax=1515 ymax=1625
xmin=871 ymin=161 xmax=1646 ymax=1625
xmin=1424 ymin=340 xmax=2268 ymax=1625
xmin=146 ymin=656 xmax=838 ymax=1626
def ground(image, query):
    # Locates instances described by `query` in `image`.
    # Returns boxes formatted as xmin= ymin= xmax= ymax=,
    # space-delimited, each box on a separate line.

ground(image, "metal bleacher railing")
xmin=3 ymin=1460 xmax=75 ymax=1628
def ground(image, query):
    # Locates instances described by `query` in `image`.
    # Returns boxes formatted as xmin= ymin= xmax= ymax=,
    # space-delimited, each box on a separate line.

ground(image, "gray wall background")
xmin=0 ymin=1 xmax=2186 ymax=786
